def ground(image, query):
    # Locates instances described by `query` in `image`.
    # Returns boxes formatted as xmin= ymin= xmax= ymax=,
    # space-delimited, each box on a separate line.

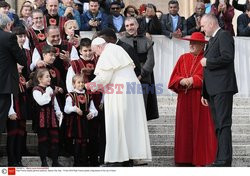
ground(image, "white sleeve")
xmin=54 ymin=97 xmax=62 ymax=114
xmin=8 ymin=94 xmax=16 ymax=116
xmin=30 ymin=48 xmax=41 ymax=71
xmin=23 ymin=37 xmax=30 ymax=50
xmin=89 ymin=100 xmax=98 ymax=117
xmin=100 ymin=94 xmax=104 ymax=104
xmin=70 ymin=46 xmax=79 ymax=61
xmin=66 ymin=66 xmax=75 ymax=93
xmin=91 ymin=69 xmax=114 ymax=90
xmin=32 ymin=88 xmax=53 ymax=106
xmin=64 ymin=96 xmax=78 ymax=114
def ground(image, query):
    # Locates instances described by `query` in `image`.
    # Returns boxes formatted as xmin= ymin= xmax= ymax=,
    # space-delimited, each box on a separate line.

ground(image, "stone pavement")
xmin=1 ymin=96 xmax=250 ymax=167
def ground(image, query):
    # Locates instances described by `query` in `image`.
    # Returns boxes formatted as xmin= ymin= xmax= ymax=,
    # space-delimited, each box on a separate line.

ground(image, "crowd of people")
xmin=0 ymin=0 xmax=243 ymax=168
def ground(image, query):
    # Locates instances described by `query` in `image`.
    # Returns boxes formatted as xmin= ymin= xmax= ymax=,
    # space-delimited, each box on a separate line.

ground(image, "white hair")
xmin=0 ymin=14 xmax=12 ymax=30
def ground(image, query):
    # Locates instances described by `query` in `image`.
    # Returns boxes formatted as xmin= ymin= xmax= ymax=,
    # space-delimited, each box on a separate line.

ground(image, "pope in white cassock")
xmin=86 ymin=37 xmax=152 ymax=164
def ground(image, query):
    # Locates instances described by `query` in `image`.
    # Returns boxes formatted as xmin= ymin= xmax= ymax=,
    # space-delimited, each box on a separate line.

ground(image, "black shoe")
xmin=41 ymin=159 xmax=49 ymax=167
xmin=100 ymin=162 xmax=123 ymax=167
xmin=122 ymin=160 xmax=134 ymax=167
xmin=52 ymin=161 xmax=63 ymax=167
xmin=207 ymin=160 xmax=232 ymax=167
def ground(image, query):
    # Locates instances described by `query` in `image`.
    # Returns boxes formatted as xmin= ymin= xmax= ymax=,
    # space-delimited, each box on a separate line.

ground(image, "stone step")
xmin=0 ymin=156 xmax=248 ymax=167
xmin=148 ymin=115 xmax=250 ymax=125
xmin=147 ymin=124 xmax=250 ymax=135
xmin=0 ymin=133 xmax=37 ymax=146
xmin=150 ymin=145 xmax=250 ymax=157
xmin=0 ymin=139 xmax=250 ymax=156
xmin=0 ymin=156 xmax=74 ymax=167
xmin=157 ymin=96 xmax=250 ymax=106
xmin=149 ymin=134 xmax=250 ymax=146
xmin=147 ymin=156 xmax=250 ymax=167
xmin=1 ymin=125 xmax=250 ymax=147
xmin=158 ymin=106 xmax=250 ymax=116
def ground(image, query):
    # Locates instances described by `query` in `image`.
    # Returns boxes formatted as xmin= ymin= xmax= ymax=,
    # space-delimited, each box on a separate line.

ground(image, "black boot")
xmin=41 ymin=157 xmax=49 ymax=167
xmin=73 ymin=157 xmax=81 ymax=167
xmin=73 ymin=142 xmax=82 ymax=167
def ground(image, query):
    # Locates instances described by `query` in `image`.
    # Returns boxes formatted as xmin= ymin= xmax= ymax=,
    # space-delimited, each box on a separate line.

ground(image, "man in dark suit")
xmin=187 ymin=1 xmax=206 ymax=35
xmin=0 ymin=14 xmax=27 ymax=133
xmin=160 ymin=0 xmax=187 ymax=39
xmin=200 ymin=14 xmax=238 ymax=167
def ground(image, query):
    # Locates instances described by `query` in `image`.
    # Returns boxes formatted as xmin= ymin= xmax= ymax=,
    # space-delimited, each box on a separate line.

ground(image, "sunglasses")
xmin=111 ymin=7 xmax=121 ymax=10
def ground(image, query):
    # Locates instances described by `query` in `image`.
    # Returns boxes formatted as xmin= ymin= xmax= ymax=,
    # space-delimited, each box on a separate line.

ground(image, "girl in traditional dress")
xmin=7 ymin=64 xmax=28 ymax=167
xmin=32 ymin=68 xmax=63 ymax=167
xmin=64 ymin=74 xmax=98 ymax=166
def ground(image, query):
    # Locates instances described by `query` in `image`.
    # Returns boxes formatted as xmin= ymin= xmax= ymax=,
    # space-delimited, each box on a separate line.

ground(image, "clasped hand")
xmin=180 ymin=77 xmax=193 ymax=87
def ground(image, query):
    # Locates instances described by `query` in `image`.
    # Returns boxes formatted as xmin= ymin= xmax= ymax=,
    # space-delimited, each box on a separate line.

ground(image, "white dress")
xmin=91 ymin=43 xmax=152 ymax=163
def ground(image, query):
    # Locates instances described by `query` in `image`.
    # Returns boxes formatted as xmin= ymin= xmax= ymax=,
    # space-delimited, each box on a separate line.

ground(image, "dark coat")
xmin=116 ymin=39 xmax=141 ymax=76
xmin=186 ymin=13 xmax=201 ymax=35
xmin=237 ymin=13 xmax=250 ymax=36
xmin=138 ymin=16 xmax=162 ymax=35
xmin=0 ymin=29 xmax=27 ymax=96
xmin=160 ymin=13 xmax=187 ymax=39
xmin=202 ymin=29 xmax=238 ymax=98
xmin=0 ymin=29 xmax=27 ymax=132
xmin=80 ymin=10 xmax=108 ymax=31
xmin=121 ymin=34 xmax=159 ymax=121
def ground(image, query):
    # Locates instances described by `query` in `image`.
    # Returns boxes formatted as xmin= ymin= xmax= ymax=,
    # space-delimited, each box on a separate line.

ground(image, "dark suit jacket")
xmin=138 ymin=16 xmax=162 ymax=35
xmin=237 ymin=13 xmax=250 ymax=36
xmin=202 ymin=29 xmax=238 ymax=98
xmin=106 ymin=15 xmax=125 ymax=33
xmin=160 ymin=13 xmax=187 ymax=39
xmin=0 ymin=29 xmax=27 ymax=96
xmin=116 ymin=39 xmax=141 ymax=76
xmin=186 ymin=13 xmax=201 ymax=35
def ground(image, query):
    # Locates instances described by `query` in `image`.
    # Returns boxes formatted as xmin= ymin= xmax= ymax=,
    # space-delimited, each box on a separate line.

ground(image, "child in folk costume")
xmin=32 ymin=68 xmax=63 ymax=167
xmin=64 ymin=74 xmax=98 ymax=166
xmin=66 ymin=38 xmax=104 ymax=166
xmin=12 ymin=26 xmax=33 ymax=157
xmin=12 ymin=26 xmax=32 ymax=79
xmin=7 ymin=64 xmax=29 ymax=167
xmin=41 ymin=45 xmax=68 ymax=156
xmin=41 ymin=45 xmax=65 ymax=108
xmin=66 ymin=38 xmax=97 ymax=92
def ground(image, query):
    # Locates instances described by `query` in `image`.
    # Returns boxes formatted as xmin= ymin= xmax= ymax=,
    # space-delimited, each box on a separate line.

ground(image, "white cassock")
xmin=91 ymin=43 xmax=152 ymax=163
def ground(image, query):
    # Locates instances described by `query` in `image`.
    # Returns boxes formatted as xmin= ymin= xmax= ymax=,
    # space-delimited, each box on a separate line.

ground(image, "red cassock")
xmin=168 ymin=52 xmax=217 ymax=166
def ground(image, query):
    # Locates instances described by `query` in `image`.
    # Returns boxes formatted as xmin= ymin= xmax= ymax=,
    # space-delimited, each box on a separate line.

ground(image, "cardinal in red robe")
xmin=168 ymin=32 xmax=217 ymax=166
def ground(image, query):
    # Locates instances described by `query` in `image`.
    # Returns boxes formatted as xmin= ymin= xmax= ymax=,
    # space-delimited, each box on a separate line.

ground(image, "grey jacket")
xmin=121 ymin=34 xmax=154 ymax=84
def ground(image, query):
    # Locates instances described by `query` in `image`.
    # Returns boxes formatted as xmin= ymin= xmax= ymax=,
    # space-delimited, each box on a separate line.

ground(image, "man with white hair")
xmin=200 ymin=14 xmax=238 ymax=167
xmin=85 ymin=37 xmax=152 ymax=166
xmin=0 ymin=14 xmax=27 ymax=133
